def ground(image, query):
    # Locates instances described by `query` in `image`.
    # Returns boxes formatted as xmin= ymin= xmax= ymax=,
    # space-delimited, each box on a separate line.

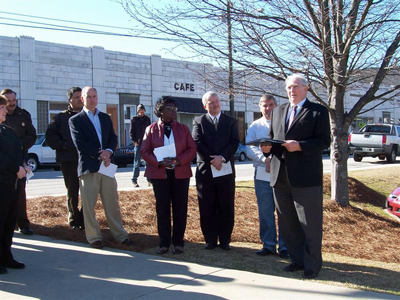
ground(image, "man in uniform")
xmin=1 ymin=89 xmax=36 ymax=235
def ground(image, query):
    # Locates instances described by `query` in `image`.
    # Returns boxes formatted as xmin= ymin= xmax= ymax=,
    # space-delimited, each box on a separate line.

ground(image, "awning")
xmin=168 ymin=96 xmax=206 ymax=114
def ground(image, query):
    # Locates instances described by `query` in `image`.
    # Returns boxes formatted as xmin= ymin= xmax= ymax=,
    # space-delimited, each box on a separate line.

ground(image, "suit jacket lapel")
xmin=287 ymin=99 xmax=311 ymax=132
xmin=81 ymin=111 xmax=101 ymax=147
xmin=281 ymin=103 xmax=290 ymax=133
xmin=206 ymin=114 xmax=217 ymax=134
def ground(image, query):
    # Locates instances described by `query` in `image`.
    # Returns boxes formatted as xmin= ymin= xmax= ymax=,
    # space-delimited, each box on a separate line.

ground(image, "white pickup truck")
xmin=348 ymin=124 xmax=400 ymax=163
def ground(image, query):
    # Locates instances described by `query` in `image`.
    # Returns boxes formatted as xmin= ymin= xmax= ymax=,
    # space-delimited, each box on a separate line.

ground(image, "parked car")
xmin=386 ymin=187 xmax=400 ymax=218
xmin=191 ymin=143 xmax=247 ymax=164
xmin=234 ymin=144 xmax=248 ymax=162
xmin=113 ymin=144 xmax=146 ymax=168
xmin=28 ymin=134 xmax=59 ymax=172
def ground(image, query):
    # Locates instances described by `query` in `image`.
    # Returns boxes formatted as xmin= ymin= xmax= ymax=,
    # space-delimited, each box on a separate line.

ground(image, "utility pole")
xmin=227 ymin=0 xmax=235 ymax=117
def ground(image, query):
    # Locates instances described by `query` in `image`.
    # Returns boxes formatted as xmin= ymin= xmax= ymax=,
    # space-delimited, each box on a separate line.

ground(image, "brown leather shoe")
xmin=90 ymin=241 xmax=103 ymax=249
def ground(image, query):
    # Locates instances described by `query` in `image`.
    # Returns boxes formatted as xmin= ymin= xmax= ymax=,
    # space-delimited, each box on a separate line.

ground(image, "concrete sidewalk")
xmin=0 ymin=234 xmax=398 ymax=300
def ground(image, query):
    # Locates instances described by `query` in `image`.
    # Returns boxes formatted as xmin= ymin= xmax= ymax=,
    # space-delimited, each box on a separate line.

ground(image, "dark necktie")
xmin=213 ymin=117 xmax=218 ymax=130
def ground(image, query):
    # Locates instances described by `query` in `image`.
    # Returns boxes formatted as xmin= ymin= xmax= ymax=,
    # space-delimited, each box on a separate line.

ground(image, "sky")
xmin=0 ymin=0 xmax=184 ymax=59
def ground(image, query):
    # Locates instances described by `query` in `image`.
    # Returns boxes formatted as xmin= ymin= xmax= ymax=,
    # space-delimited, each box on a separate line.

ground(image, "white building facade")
xmin=1 ymin=35 xmax=399 ymax=146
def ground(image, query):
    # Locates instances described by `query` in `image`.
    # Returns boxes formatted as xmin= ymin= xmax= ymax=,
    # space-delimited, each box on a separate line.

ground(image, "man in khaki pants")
xmin=69 ymin=86 xmax=133 ymax=249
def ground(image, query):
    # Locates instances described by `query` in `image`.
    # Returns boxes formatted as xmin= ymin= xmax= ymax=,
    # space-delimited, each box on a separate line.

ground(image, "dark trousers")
xmin=152 ymin=170 xmax=189 ymax=248
xmin=273 ymin=163 xmax=323 ymax=273
xmin=16 ymin=180 xmax=30 ymax=229
xmin=60 ymin=161 xmax=83 ymax=227
xmin=0 ymin=181 xmax=20 ymax=264
xmin=196 ymin=173 xmax=235 ymax=245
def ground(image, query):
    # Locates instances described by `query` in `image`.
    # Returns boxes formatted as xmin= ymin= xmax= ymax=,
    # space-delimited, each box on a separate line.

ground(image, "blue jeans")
xmin=254 ymin=172 xmax=286 ymax=253
xmin=132 ymin=144 xmax=142 ymax=182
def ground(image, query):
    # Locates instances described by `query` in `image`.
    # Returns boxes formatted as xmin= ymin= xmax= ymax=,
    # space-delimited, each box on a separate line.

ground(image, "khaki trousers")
xmin=79 ymin=172 xmax=128 ymax=244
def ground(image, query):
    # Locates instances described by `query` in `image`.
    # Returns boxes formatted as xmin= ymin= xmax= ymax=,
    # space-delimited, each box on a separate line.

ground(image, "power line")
xmin=0 ymin=10 xmax=139 ymax=31
xmin=0 ymin=21 xmax=187 ymax=42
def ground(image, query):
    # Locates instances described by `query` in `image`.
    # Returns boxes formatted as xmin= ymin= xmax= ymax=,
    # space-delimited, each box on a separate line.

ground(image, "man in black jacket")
xmin=46 ymin=87 xmax=84 ymax=230
xmin=261 ymin=74 xmax=330 ymax=279
xmin=192 ymin=91 xmax=239 ymax=251
xmin=1 ymin=89 xmax=37 ymax=236
xmin=129 ymin=104 xmax=151 ymax=187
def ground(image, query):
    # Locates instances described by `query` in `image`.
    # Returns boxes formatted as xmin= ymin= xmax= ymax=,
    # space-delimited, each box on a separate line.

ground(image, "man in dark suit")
xmin=192 ymin=91 xmax=239 ymax=251
xmin=69 ymin=86 xmax=132 ymax=249
xmin=261 ymin=74 xmax=330 ymax=279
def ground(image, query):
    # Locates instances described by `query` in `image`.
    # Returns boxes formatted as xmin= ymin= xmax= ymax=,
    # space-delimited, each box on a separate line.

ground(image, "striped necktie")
xmin=213 ymin=117 xmax=218 ymax=130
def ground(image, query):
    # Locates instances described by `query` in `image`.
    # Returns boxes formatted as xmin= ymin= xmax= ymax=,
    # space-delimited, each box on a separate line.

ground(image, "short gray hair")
xmin=259 ymin=94 xmax=277 ymax=106
xmin=202 ymin=91 xmax=218 ymax=106
xmin=285 ymin=73 xmax=308 ymax=87
xmin=82 ymin=86 xmax=97 ymax=98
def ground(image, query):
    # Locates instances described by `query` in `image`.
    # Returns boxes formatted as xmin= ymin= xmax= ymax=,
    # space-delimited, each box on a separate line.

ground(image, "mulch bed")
xmin=27 ymin=174 xmax=400 ymax=263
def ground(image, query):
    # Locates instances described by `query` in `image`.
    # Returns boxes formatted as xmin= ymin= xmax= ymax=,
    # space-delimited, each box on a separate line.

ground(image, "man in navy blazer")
xmin=69 ymin=86 xmax=132 ymax=249
xmin=192 ymin=91 xmax=239 ymax=251
xmin=262 ymin=74 xmax=330 ymax=279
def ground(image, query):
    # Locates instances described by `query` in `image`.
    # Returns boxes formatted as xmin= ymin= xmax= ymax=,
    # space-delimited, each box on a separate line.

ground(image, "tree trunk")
xmin=330 ymin=114 xmax=351 ymax=206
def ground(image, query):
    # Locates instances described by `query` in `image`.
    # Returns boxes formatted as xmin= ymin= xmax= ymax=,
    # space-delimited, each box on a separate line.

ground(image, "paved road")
xmin=26 ymin=156 xmax=399 ymax=198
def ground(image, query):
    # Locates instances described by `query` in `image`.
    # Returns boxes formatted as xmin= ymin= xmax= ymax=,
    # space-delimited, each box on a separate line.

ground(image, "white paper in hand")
xmin=26 ymin=170 xmax=34 ymax=182
xmin=98 ymin=161 xmax=118 ymax=178
xmin=256 ymin=166 xmax=270 ymax=182
xmin=211 ymin=162 xmax=233 ymax=178
xmin=153 ymin=143 xmax=176 ymax=162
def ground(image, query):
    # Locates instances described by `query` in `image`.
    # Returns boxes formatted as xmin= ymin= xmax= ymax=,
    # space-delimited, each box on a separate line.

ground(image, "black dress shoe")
xmin=3 ymin=259 xmax=25 ymax=269
xmin=303 ymin=269 xmax=319 ymax=279
xmin=121 ymin=238 xmax=134 ymax=246
xmin=283 ymin=263 xmax=305 ymax=272
xmin=205 ymin=243 xmax=217 ymax=250
xmin=279 ymin=250 xmax=290 ymax=259
xmin=157 ymin=247 xmax=169 ymax=255
xmin=172 ymin=246 xmax=184 ymax=255
xmin=219 ymin=244 xmax=231 ymax=251
xmin=0 ymin=265 xmax=8 ymax=274
xmin=256 ymin=248 xmax=275 ymax=256
xmin=19 ymin=227 xmax=33 ymax=235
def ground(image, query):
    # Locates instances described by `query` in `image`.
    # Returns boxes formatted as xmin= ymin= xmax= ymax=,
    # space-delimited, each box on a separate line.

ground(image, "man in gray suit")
xmin=261 ymin=74 xmax=330 ymax=279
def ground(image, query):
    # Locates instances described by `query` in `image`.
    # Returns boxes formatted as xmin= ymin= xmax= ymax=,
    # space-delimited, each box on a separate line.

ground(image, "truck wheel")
xmin=386 ymin=147 xmax=397 ymax=163
xmin=27 ymin=156 xmax=39 ymax=172
xmin=353 ymin=153 xmax=363 ymax=162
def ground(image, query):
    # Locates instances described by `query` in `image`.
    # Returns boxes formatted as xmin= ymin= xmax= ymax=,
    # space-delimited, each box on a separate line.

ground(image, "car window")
xmin=35 ymin=135 xmax=45 ymax=145
xmin=363 ymin=125 xmax=391 ymax=134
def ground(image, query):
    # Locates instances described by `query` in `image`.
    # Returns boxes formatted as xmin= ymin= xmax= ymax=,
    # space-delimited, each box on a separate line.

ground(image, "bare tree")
xmin=120 ymin=0 xmax=400 ymax=205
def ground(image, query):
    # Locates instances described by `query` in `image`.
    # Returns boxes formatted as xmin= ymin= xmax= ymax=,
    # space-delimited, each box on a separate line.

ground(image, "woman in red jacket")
xmin=141 ymin=97 xmax=196 ymax=255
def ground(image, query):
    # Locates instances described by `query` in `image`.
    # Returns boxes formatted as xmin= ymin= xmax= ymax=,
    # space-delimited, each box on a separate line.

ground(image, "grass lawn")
xmin=27 ymin=166 xmax=400 ymax=296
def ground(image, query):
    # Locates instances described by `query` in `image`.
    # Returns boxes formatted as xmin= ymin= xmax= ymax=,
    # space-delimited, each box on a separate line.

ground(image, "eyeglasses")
xmin=164 ymin=107 xmax=178 ymax=112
